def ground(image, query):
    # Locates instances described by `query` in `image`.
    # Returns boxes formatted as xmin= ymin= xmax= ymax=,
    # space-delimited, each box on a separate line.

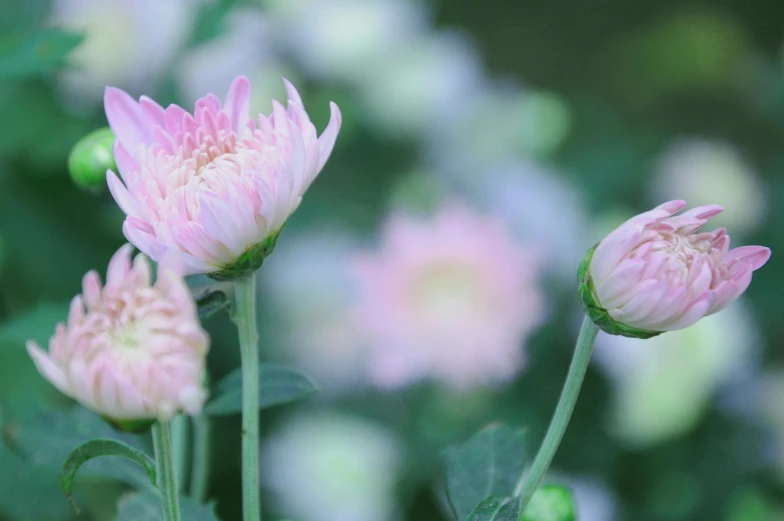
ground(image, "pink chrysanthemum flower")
xmin=579 ymin=200 xmax=771 ymax=338
xmin=26 ymin=244 xmax=209 ymax=425
xmin=104 ymin=76 xmax=341 ymax=279
xmin=355 ymin=203 xmax=546 ymax=390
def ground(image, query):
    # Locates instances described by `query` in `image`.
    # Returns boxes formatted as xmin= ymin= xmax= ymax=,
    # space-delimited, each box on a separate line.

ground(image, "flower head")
xmin=355 ymin=203 xmax=546 ymax=390
xmin=104 ymin=76 xmax=341 ymax=279
xmin=26 ymin=244 xmax=209 ymax=425
xmin=579 ymin=200 xmax=770 ymax=338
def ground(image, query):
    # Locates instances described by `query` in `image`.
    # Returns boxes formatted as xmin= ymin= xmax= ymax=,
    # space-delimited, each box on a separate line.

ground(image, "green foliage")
xmin=195 ymin=288 xmax=231 ymax=319
xmin=0 ymin=29 xmax=82 ymax=79
xmin=205 ymin=364 xmax=318 ymax=416
xmin=444 ymin=424 xmax=527 ymax=520
xmin=8 ymin=406 xmax=152 ymax=489
xmin=466 ymin=496 xmax=522 ymax=521
xmin=61 ymin=438 xmax=157 ymax=511
xmin=0 ymin=445 xmax=73 ymax=521
xmin=114 ymin=491 xmax=221 ymax=521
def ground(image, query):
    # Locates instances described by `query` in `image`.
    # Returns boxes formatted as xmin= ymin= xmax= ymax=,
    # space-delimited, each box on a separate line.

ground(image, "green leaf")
xmin=195 ymin=288 xmax=231 ymax=319
xmin=8 ymin=406 xmax=152 ymax=488
xmin=445 ymin=424 xmax=528 ymax=521
xmin=467 ymin=496 xmax=523 ymax=521
xmin=204 ymin=364 xmax=318 ymax=416
xmin=0 ymin=29 xmax=83 ymax=79
xmin=0 ymin=444 xmax=73 ymax=521
xmin=115 ymin=491 xmax=221 ymax=521
xmin=61 ymin=438 xmax=157 ymax=512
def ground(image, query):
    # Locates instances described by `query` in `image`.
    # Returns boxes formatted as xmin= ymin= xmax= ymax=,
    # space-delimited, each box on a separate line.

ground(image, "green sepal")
xmin=207 ymin=231 xmax=282 ymax=281
xmin=100 ymin=416 xmax=155 ymax=434
xmin=195 ymin=288 xmax=231 ymax=319
xmin=520 ymin=485 xmax=576 ymax=521
xmin=68 ymin=127 xmax=116 ymax=191
xmin=577 ymin=244 xmax=662 ymax=339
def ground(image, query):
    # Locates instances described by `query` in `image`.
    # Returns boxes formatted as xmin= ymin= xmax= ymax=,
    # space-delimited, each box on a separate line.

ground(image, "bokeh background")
xmin=1 ymin=0 xmax=783 ymax=520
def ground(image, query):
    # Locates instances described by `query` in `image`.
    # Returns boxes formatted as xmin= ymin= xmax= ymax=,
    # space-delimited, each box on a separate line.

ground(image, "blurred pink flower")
xmin=355 ymin=203 xmax=546 ymax=390
xmin=26 ymin=244 xmax=209 ymax=422
xmin=584 ymin=200 xmax=771 ymax=334
xmin=104 ymin=76 xmax=341 ymax=277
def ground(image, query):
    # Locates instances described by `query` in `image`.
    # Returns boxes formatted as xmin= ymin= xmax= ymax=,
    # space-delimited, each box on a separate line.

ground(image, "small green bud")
xmin=577 ymin=244 xmax=662 ymax=339
xmin=206 ymin=231 xmax=282 ymax=281
xmin=521 ymin=484 xmax=577 ymax=521
xmin=68 ymin=127 xmax=116 ymax=191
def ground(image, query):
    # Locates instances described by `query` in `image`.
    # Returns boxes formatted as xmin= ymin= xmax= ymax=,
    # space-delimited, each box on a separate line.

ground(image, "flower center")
xmin=410 ymin=263 xmax=485 ymax=321
xmin=110 ymin=325 xmax=140 ymax=350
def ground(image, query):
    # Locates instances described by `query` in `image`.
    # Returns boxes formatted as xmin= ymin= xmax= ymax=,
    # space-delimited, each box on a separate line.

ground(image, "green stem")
xmin=152 ymin=421 xmax=182 ymax=521
xmin=170 ymin=415 xmax=189 ymax=492
xmin=233 ymin=276 xmax=261 ymax=521
xmin=515 ymin=317 xmax=599 ymax=514
xmin=190 ymin=413 xmax=212 ymax=504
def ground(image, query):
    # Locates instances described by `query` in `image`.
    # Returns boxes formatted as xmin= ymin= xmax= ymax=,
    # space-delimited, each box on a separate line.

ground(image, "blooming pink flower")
xmin=581 ymin=200 xmax=771 ymax=336
xmin=26 ymin=244 xmax=209 ymax=422
xmin=104 ymin=76 xmax=341 ymax=277
xmin=355 ymin=203 xmax=546 ymax=390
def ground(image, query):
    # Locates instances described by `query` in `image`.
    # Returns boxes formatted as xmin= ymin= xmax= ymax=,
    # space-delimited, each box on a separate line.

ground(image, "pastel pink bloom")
xmin=104 ymin=76 xmax=341 ymax=275
xmin=355 ymin=203 xmax=546 ymax=390
xmin=589 ymin=200 xmax=771 ymax=332
xmin=26 ymin=244 xmax=209 ymax=421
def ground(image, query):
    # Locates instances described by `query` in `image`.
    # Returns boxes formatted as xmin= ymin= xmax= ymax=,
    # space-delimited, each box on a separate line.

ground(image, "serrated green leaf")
xmin=445 ymin=424 xmax=528 ymax=521
xmin=0 ymin=29 xmax=83 ymax=79
xmin=8 ymin=406 xmax=151 ymax=488
xmin=115 ymin=491 xmax=221 ymax=521
xmin=61 ymin=438 xmax=157 ymax=512
xmin=204 ymin=364 xmax=318 ymax=416
xmin=467 ymin=496 xmax=523 ymax=521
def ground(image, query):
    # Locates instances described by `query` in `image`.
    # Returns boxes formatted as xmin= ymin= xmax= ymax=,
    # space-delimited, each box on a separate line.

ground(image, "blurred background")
xmin=1 ymin=0 xmax=783 ymax=520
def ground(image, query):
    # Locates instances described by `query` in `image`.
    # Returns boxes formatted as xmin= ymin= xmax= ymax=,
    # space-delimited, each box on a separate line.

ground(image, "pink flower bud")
xmin=103 ymin=76 xmax=342 ymax=280
xmin=579 ymin=200 xmax=770 ymax=337
xmin=26 ymin=244 xmax=209 ymax=423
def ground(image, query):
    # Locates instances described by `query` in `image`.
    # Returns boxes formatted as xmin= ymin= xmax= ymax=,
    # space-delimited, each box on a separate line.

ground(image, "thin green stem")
xmin=515 ymin=316 xmax=599 ymax=514
xmin=170 ymin=415 xmax=189 ymax=492
xmin=152 ymin=421 xmax=182 ymax=521
xmin=190 ymin=413 xmax=212 ymax=504
xmin=233 ymin=276 xmax=261 ymax=521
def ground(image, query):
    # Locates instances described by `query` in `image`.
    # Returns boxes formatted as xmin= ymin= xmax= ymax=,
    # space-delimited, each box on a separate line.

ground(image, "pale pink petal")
xmin=317 ymin=102 xmax=342 ymax=172
xmin=26 ymin=342 xmax=69 ymax=394
xmin=224 ymin=76 xmax=252 ymax=133
xmin=104 ymin=87 xmax=151 ymax=148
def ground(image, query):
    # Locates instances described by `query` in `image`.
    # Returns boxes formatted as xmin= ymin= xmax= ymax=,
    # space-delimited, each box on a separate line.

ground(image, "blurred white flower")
xmin=556 ymin=476 xmax=618 ymax=521
xmin=427 ymin=86 xmax=572 ymax=167
xmin=451 ymin=161 xmax=590 ymax=282
xmin=355 ymin=202 xmax=547 ymax=390
xmin=261 ymin=412 xmax=402 ymax=521
xmin=176 ymin=6 xmax=293 ymax=116
xmin=651 ymin=138 xmax=766 ymax=235
xmin=264 ymin=0 xmax=427 ymax=84
xmin=259 ymin=229 xmax=367 ymax=391
xmin=594 ymin=300 xmax=759 ymax=446
xmin=360 ymin=32 xmax=484 ymax=135
xmin=50 ymin=0 xmax=197 ymax=105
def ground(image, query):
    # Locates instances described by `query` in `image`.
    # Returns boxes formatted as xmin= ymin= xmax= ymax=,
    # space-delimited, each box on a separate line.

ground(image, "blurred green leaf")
xmin=196 ymin=288 xmax=231 ymax=320
xmin=0 ymin=302 xmax=70 ymax=421
xmin=467 ymin=496 xmax=522 ymax=521
xmin=8 ymin=406 xmax=152 ymax=489
xmin=0 ymin=444 xmax=72 ymax=521
xmin=0 ymin=29 xmax=83 ymax=79
xmin=445 ymin=424 xmax=528 ymax=520
xmin=114 ymin=491 xmax=221 ymax=521
xmin=61 ymin=438 xmax=157 ymax=511
xmin=204 ymin=364 xmax=318 ymax=416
